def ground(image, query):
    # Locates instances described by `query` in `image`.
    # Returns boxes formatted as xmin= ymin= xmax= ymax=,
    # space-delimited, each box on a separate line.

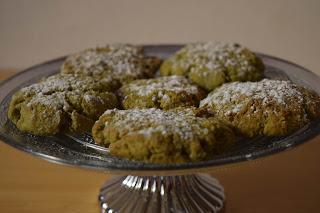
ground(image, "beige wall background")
xmin=0 ymin=0 xmax=319 ymax=74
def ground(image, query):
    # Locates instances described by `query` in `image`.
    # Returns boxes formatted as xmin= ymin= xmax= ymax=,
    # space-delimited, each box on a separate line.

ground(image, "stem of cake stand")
xmin=98 ymin=174 xmax=225 ymax=213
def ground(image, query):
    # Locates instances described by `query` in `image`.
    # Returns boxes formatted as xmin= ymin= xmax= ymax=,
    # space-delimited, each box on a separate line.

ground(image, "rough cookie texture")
xmin=118 ymin=76 xmax=206 ymax=110
xmin=8 ymin=74 xmax=119 ymax=135
xmin=92 ymin=107 xmax=235 ymax=163
xmin=160 ymin=42 xmax=264 ymax=90
xmin=61 ymin=44 xmax=162 ymax=89
xmin=200 ymin=79 xmax=320 ymax=137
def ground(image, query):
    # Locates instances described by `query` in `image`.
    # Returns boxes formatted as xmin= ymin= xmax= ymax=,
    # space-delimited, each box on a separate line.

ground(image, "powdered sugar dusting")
xmin=20 ymin=74 xmax=104 ymax=95
xmin=102 ymin=108 xmax=209 ymax=140
xmin=200 ymin=79 xmax=304 ymax=115
xmin=26 ymin=92 xmax=68 ymax=110
xmin=61 ymin=44 xmax=149 ymax=79
xmin=170 ymin=42 xmax=257 ymax=77
xmin=21 ymin=74 xmax=112 ymax=110
xmin=121 ymin=76 xmax=200 ymax=96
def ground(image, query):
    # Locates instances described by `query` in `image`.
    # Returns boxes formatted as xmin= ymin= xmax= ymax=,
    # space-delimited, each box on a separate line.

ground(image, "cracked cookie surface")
xmin=118 ymin=76 xmax=206 ymax=110
xmin=92 ymin=107 xmax=235 ymax=163
xmin=160 ymin=42 xmax=264 ymax=91
xmin=200 ymin=79 xmax=320 ymax=137
xmin=8 ymin=74 xmax=118 ymax=135
xmin=61 ymin=44 xmax=162 ymax=90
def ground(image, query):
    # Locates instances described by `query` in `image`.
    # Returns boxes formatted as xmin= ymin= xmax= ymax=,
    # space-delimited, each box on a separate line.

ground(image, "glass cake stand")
xmin=1 ymin=45 xmax=320 ymax=213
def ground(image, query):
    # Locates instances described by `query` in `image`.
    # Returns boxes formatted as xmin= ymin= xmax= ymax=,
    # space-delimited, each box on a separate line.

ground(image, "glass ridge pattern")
xmin=98 ymin=174 xmax=224 ymax=213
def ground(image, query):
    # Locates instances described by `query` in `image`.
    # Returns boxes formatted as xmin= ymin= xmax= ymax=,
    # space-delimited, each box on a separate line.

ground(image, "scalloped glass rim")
xmin=0 ymin=45 xmax=320 ymax=175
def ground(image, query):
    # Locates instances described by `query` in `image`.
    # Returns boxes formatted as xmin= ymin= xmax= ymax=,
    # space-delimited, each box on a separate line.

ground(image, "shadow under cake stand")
xmin=1 ymin=45 xmax=320 ymax=213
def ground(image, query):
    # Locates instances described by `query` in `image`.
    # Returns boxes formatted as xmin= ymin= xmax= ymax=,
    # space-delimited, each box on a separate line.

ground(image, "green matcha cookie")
xmin=8 ymin=74 xmax=118 ymax=135
xmin=118 ymin=76 xmax=206 ymax=110
xmin=92 ymin=107 xmax=235 ymax=163
xmin=160 ymin=42 xmax=264 ymax=91
xmin=61 ymin=44 xmax=162 ymax=89
xmin=200 ymin=79 xmax=320 ymax=137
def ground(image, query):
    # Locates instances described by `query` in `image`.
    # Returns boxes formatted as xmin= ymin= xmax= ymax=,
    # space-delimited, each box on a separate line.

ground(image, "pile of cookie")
xmin=8 ymin=42 xmax=320 ymax=163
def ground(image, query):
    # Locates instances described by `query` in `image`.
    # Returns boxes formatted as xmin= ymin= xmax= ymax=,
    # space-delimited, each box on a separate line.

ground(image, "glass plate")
xmin=1 ymin=45 xmax=320 ymax=175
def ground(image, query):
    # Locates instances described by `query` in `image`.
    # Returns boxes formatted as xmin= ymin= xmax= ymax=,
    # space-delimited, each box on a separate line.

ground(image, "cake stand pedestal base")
xmin=99 ymin=174 xmax=225 ymax=213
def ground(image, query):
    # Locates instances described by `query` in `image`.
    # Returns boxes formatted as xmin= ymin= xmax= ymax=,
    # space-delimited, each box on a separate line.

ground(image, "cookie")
xmin=61 ymin=44 xmax=162 ymax=89
xmin=118 ymin=76 xmax=206 ymax=110
xmin=200 ymin=79 xmax=320 ymax=137
xmin=92 ymin=107 xmax=235 ymax=163
xmin=160 ymin=42 xmax=264 ymax=90
xmin=8 ymin=74 xmax=118 ymax=135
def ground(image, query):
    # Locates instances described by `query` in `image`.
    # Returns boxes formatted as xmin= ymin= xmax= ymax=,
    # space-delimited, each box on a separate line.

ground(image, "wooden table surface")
xmin=0 ymin=70 xmax=319 ymax=213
